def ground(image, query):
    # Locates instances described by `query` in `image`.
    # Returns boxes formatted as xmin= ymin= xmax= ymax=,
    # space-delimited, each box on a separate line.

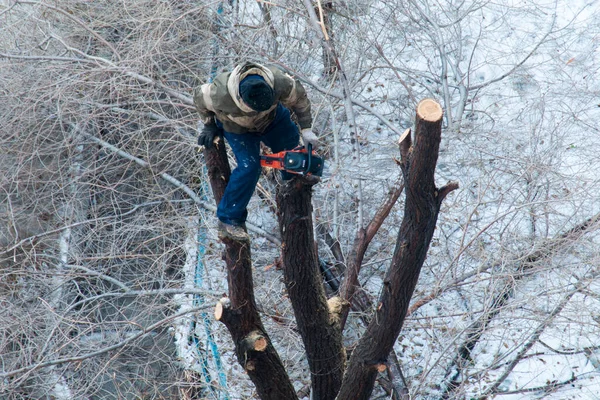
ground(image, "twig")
xmin=0 ymin=200 xmax=193 ymax=255
xmin=82 ymin=131 xmax=281 ymax=245
xmin=409 ymin=210 xmax=600 ymax=317
xmin=0 ymin=305 xmax=213 ymax=379
xmin=16 ymin=0 xmax=122 ymax=61
xmin=480 ymin=279 xmax=586 ymax=398
xmin=440 ymin=212 xmax=600 ymax=397
xmin=494 ymin=374 xmax=577 ymax=396
xmin=315 ymin=0 xmax=330 ymax=41
xmin=283 ymin=68 xmax=405 ymax=136
xmin=300 ymin=0 xmax=365 ymax=229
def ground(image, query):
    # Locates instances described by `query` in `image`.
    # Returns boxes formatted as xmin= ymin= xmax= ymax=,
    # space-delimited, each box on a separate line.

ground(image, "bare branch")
xmin=0 ymin=305 xmax=212 ymax=379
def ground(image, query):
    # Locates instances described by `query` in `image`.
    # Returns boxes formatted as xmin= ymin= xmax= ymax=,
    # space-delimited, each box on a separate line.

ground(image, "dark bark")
xmin=319 ymin=259 xmax=341 ymax=293
xmin=203 ymin=141 xmax=298 ymax=400
xmin=319 ymin=230 xmax=410 ymax=399
xmin=317 ymin=224 xmax=346 ymax=275
xmin=386 ymin=351 xmax=411 ymax=400
xmin=277 ymin=175 xmax=345 ymax=400
xmin=336 ymin=99 xmax=458 ymax=399
xmin=203 ymin=137 xmax=230 ymax=205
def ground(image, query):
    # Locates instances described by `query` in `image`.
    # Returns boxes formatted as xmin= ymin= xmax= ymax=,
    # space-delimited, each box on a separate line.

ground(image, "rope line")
xmin=188 ymin=2 xmax=231 ymax=398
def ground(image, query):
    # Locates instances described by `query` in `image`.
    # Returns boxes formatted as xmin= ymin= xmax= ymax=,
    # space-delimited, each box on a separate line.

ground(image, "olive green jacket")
xmin=193 ymin=62 xmax=312 ymax=134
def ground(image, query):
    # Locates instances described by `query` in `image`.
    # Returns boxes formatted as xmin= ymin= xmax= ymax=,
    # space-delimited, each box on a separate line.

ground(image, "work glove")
xmin=198 ymin=123 xmax=221 ymax=148
xmin=301 ymin=128 xmax=320 ymax=150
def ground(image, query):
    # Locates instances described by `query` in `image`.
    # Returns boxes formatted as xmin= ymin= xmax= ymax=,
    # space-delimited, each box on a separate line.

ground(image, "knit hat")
xmin=239 ymin=75 xmax=275 ymax=112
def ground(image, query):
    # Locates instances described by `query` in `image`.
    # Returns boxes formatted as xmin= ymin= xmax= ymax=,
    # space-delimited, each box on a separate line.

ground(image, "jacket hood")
xmin=227 ymin=62 xmax=275 ymax=113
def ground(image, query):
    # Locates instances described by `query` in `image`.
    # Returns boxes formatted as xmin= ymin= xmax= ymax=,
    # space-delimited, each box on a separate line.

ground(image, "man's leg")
xmin=261 ymin=104 xmax=301 ymax=180
xmin=216 ymin=131 xmax=261 ymax=232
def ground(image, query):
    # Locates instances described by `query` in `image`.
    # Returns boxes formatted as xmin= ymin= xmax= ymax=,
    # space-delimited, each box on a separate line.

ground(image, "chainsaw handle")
xmin=305 ymin=142 xmax=313 ymax=175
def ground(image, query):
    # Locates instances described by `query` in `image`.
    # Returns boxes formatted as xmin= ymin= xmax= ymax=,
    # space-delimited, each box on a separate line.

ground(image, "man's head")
xmin=239 ymin=75 xmax=275 ymax=112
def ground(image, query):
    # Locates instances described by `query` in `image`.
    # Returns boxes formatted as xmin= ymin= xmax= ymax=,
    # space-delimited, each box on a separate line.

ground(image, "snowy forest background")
xmin=1 ymin=0 xmax=600 ymax=399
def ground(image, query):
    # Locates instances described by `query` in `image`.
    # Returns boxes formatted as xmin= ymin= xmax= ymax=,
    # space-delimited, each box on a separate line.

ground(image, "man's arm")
xmin=193 ymin=83 xmax=221 ymax=147
xmin=193 ymin=83 xmax=217 ymax=126
xmin=277 ymin=72 xmax=313 ymax=130
xmin=279 ymin=74 xmax=320 ymax=148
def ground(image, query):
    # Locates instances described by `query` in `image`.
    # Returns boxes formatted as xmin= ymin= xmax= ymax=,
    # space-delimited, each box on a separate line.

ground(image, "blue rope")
xmin=190 ymin=226 xmax=213 ymax=388
xmin=188 ymin=2 xmax=230 ymax=398
xmin=191 ymin=224 xmax=229 ymax=397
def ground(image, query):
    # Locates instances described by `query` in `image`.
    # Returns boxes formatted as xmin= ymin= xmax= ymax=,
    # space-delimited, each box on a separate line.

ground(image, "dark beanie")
xmin=239 ymin=75 xmax=275 ymax=112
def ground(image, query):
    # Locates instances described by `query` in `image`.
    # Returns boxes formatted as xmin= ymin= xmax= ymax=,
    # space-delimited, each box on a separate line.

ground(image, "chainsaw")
xmin=260 ymin=143 xmax=324 ymax=177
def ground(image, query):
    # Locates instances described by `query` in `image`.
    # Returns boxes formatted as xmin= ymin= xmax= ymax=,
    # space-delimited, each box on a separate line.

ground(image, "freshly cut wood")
xmin=399 ymin=128 xmax=412 ymax=161
xmin=416 ymin=98 xmax=443 ymax=122
xmin=242 ymin=331 xmax=268 ymax=352
xmin=398 ymin=128 xmax=411 ymax=145
xmin=214 ymin=297 xmax=230 ymax=321
xmin=327 ymin=296 xmax=344 ymax=324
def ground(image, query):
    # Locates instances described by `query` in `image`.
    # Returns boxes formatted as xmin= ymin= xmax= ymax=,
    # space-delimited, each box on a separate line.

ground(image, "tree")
xmin=205 ymin=99 xmax=456 ymax=399
xmin=2 ymin=0 xmax=600 ymax=398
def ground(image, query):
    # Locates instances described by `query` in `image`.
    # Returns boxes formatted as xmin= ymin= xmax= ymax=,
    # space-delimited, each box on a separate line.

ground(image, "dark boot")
xmin=217 ymin=221 xmax=249 ymax=242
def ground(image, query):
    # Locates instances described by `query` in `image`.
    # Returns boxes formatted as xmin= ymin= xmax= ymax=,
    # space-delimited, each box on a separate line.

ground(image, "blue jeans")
xmin=216 ymin=103 xmax=300 ymax=225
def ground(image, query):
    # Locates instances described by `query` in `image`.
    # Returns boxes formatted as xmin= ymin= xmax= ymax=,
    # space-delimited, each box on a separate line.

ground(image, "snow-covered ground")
xmin=2 ymin=0 xmax=599 ymax=398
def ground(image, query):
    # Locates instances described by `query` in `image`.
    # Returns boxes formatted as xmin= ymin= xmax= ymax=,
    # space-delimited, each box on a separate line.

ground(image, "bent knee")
xmin=235 ymin=156 xmax=261 ymax=175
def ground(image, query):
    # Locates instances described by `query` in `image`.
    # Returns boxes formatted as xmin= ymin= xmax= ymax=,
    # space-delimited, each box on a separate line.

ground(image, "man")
xmin=194 ymin=61 xmax=319 ymax=241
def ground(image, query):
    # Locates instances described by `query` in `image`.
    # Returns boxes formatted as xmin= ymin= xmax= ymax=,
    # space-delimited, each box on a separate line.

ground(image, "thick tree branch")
xmin=204 ymin=144 xmax=297 ymax=399
xmin=277 ymin=176 xmax=345 ymax=400
xmin=337 ymin=99 xmax=457 ymax=399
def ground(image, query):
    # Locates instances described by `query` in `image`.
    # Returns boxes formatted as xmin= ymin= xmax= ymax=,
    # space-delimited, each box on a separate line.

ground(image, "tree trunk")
xmin=336 ymin=99 xmax=458 ymax=399
xmin=203 ymin=137 xmax=230 ymax=203
xmin=277 ymin=175 xmax=345 ymax=400
xmin=204 ymin=140 xmax=298 ymax=400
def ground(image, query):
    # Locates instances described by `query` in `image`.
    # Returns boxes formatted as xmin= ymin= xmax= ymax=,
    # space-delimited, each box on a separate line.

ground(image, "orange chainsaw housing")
xmin=260 ymin=146 xmax=324 ymax=176
xmin=260 ymin=153 xmax=287 ymax=170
